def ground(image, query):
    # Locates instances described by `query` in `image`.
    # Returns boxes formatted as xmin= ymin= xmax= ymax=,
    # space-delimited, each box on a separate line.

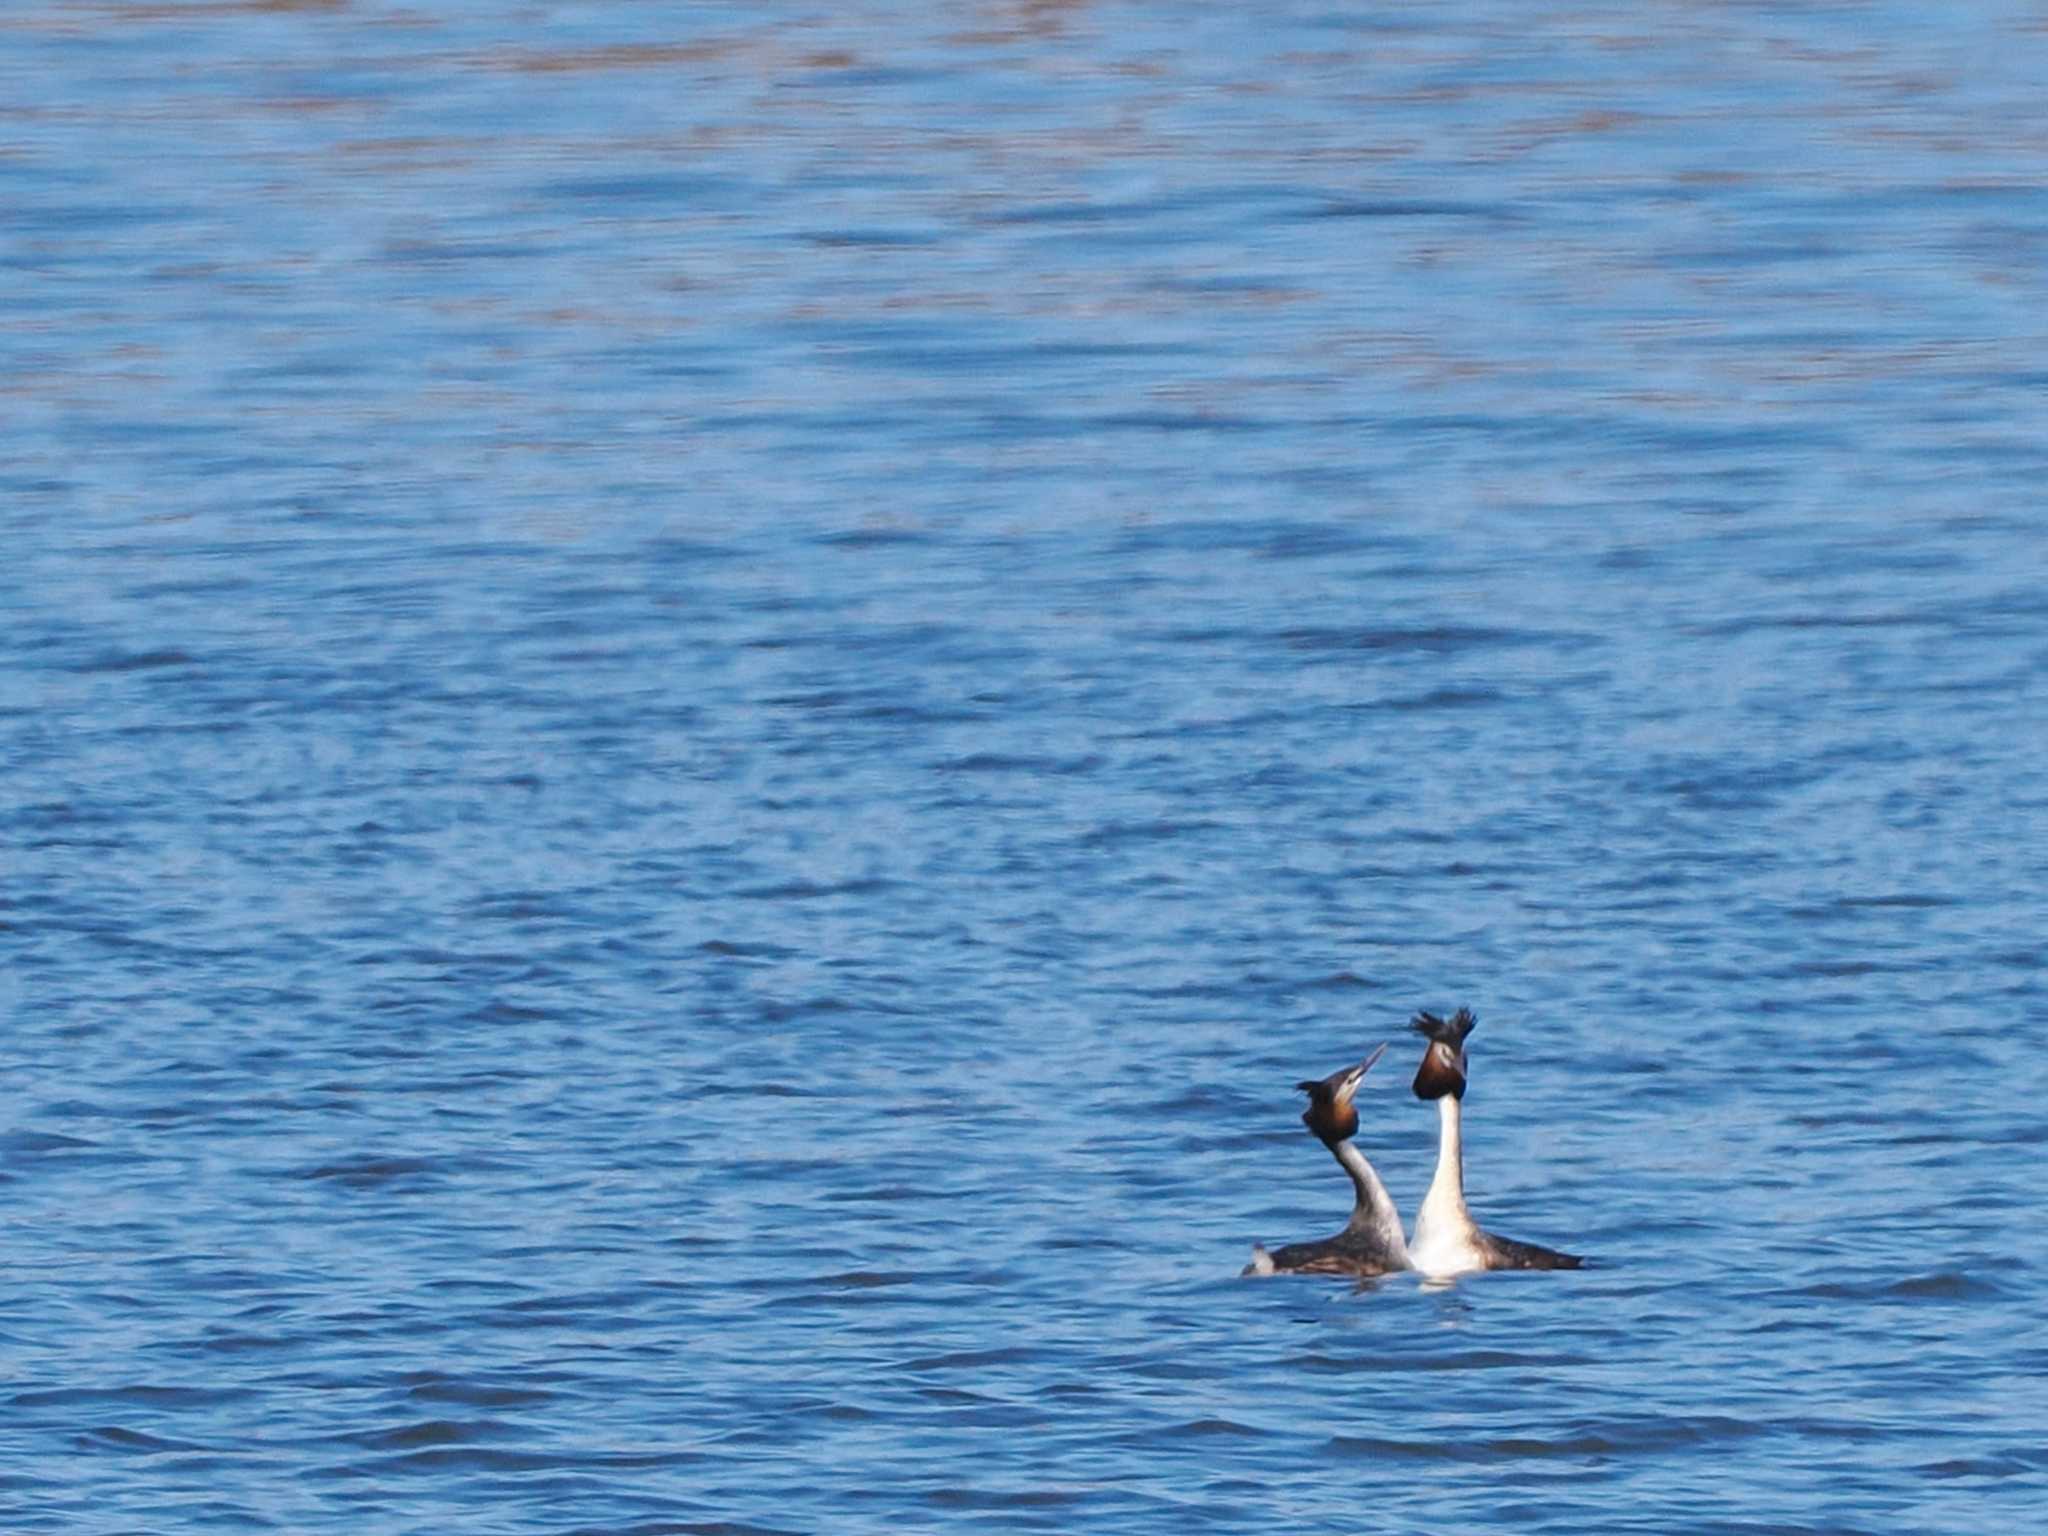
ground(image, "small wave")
xmin=1281 ymin=623 xmax=1572 ymax=656
xmin=464 ymin=999 xmax=552 ymax=1024
xmin=293 ymin=1156 xmax=438 ymax=1189
xmin=76 ymin=1425 xmax=207 ymax=1454
xmin=1290 ymin=1349 xmax=1590 ymax=1374
xmin=197 ymin=1333 xmax=292 ymax=1354
xmin=934 ymin=751 xmax=1102 ymax=776
xmin=12 ymin=1384 xmax=254 ymax=1409
xmin=1075 ymin=817 xmax=1219 ymax=848
xmin=1304 ymin=970 xmax=1379 ymax=991
xmin=814 ymin=1270 xmax=915 ymax=1289
xmin=698 ymin=938 xmax=796 ymax=958
xmin=0 ymin=1131 xmax=97 ymax=1155
xmin=73 ymin=648 xmax=198 ymax=674
xmin=1381 ymin=684 xmax=1507 ymax=712
xmin=1919 ymin=1454 xmax=2040 ymax=1480
xmin=355 ymin=1418 xmax=514 ymax=1451
xmin=923 ymin=1487 xmax=1087 ymax=1510
xmin=1794 ymin=1270 xmax=2001 ymax=1303
xmin=1326 ymin=1414 xmax=1763 ymax=1461
xmin=732 ymin=877 xmax=896 ymax=901
xmin=822 ymin=1183 xmax=953 ymax=1203
xmin=903 ymin=1347 xmax=1041 ymax=1372
xmin=357 ymin=1445 xmax=705 ymax=1476
xmin=402 ymin=1377 xmax=555 ymax=1409
xmin=1782 ymin=958 xmax=1916 ymax=978
xmin=1299 ymin=197 xmax=1507 ymax=220
xmin=812 ymin=521 xmax=936 ymax=543
xmin=1140 ymin=1417 xmax=1269 ymax=1441
xmin=696 ymin=1080 xmax=814 ymax=1098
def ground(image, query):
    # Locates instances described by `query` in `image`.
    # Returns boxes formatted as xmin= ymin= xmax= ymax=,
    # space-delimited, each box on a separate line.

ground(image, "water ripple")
xmin=8 ymin=1 xmax=2048 ymax=1533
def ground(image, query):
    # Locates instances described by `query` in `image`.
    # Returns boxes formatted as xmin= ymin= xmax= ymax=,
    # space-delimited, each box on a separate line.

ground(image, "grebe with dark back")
xmin=1245 ymin=1043 xmax=1412 ymax=1278
xmin=1407 ymin=1008 xmax=1582 ymax=1277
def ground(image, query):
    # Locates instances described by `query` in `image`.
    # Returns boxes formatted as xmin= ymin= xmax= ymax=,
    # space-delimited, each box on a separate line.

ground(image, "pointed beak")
xmin=1335 ymin=1041 xmax=1389 ymax=1103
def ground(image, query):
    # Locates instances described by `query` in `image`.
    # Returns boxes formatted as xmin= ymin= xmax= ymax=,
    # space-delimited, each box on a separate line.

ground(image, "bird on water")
xmin=1244 ymin=1042 xmax=1411 ymax=1278
xmin=1406 ymin=1008 xmax=1582 ymax=1277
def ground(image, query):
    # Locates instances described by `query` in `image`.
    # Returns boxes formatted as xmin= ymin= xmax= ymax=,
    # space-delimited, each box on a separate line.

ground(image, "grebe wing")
xmin=1258 ymin=1235 xmax=1405 ymax=1278
xmin=1478 ymin=1230 xmax=1584 ymax=1270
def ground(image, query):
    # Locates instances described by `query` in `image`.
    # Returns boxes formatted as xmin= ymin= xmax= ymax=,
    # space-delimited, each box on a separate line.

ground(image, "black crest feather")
xmin=1410 ymin=1007 xmax=1477 ymax=1047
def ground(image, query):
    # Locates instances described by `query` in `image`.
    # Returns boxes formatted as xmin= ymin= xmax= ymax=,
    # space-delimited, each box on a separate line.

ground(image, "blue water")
xmin=6 ymin=2 xmax=2047 ymax=1531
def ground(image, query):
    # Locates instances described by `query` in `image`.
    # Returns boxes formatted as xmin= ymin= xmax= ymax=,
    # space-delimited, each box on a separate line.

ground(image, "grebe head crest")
xmin=1295 ymin=1041 xmax=1387 ymax=1146
xmin=1410 ymin=1007 xmax=1475 ymax=1101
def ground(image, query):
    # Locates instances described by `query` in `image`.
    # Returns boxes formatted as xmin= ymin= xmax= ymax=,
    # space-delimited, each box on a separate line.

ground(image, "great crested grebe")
xmin=1407 ymin=1008 xmax=1582 ymax=1277
xmin=1245 ymin=1043 xmax=1412 ymax=1278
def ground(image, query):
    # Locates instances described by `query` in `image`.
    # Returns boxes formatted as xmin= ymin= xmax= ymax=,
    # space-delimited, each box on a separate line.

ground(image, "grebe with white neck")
xmin=1244 ymin=1043 xmax=1412 ymax=1279
xmin=1407 ymin=1008 xmax=1582 ymax=1278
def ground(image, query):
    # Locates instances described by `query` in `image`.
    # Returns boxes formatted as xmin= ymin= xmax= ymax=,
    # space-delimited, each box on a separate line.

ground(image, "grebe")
xmin=1244 ymin=1043 xmax=1411 ymax=1278
xmin=1407 ymin=1008 xmax=1582 ymax=1277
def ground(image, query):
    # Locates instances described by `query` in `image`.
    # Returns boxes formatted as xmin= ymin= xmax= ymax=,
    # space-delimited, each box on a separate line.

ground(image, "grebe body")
xmin=1408 ymin=1009 xmax=1582 ymax=1278
xmin=1246 ymin=1044 xmax=1411 ymax=1279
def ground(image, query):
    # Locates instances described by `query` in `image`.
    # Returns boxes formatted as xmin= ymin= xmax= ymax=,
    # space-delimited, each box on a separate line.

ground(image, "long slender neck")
xmin=1421 ymin=1093 xmax=1469 ymax=1220
xmin=1331 ymin=1139 xmax=1408 ymax=1256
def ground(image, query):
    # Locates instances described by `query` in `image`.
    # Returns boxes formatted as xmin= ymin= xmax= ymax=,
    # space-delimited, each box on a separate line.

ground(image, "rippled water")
xmin=6 ymin=2 xmax=2047 ymax=1531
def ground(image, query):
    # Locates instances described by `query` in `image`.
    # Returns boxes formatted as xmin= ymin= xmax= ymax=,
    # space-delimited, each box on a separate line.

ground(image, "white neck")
xmin=1409 ymin=1094 xmax=1483 ymax=1275
xmin=1427 ymin=1095 xmax=1467 ymax=1210
xmin=1332 ymin=1139 xmax=1410 ymax=1259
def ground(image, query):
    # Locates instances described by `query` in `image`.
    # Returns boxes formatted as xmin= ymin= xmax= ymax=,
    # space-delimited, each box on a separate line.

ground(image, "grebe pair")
xmin=1245 ymin=1009 xmax=1581 ymax=1280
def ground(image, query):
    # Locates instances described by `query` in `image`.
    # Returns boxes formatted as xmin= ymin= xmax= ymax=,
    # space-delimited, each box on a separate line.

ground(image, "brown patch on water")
xmin=484 ymin=40 xmax=743 ymax=75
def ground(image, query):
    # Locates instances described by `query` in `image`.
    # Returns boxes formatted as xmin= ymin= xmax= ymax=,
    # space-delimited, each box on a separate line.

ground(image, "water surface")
xmin=5 ymin=2 xmax=2047 ymax=1532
